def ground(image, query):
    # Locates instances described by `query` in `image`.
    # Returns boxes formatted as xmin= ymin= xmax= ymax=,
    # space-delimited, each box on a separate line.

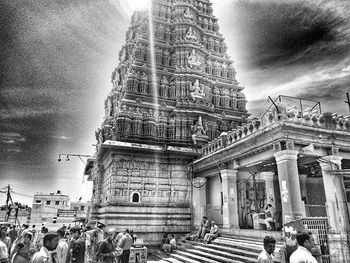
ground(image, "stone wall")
xmin=90 ymin=148 xmax=192 ymax=244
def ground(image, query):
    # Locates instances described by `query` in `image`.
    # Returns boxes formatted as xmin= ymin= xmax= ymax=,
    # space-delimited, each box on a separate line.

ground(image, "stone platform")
xmin=87 ymin=140 xmax=200 ymax=244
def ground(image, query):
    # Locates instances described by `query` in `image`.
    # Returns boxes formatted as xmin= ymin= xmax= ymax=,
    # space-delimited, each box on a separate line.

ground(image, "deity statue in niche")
xmin=190 ymin=79 xmax=205 ymax=101
xmin=111 ymin=68 xmax=120 ymax=87
xmin=187 ymin=49 xmax=203 ymax=69
xmin=191 ymin=116 xmax=209 ymax=145
xmin=105 ymin=96 xmax=113 ymax=118
xmin=185 ymin=27 xmax=197 ymax=42
xmin=184 ymin=7 xmax=194 ymax=20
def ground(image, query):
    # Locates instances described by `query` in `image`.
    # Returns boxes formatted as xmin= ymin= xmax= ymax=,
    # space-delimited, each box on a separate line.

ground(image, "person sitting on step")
xmin=196 ymin=216 xmax=211 ymax=240
xmin=203 ymin=221 xmax=218 ymax=244
xmin=162 ymin=235 xmax=176 ymax=253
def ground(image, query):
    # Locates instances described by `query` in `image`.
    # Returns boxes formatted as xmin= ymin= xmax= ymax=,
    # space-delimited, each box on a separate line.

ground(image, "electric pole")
xmin=4 ymin=185 xmax=13 ymax=222
xmin=346 ymin=92 xmax=350 ymax=115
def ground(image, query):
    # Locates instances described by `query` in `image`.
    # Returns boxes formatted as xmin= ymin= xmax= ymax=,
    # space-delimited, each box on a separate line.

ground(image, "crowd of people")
xmin=0 ymin=223 xmax=137 ymax=263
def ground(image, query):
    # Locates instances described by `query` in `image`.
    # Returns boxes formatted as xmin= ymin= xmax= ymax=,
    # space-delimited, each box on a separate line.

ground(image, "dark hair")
xmin=17 ymin=243 xmax=25 ymax=249
xmin=24 ymin=224 xmax=29 ymax=229
xmin=32 ymin=225 xmax=36 ymax=228
xmin=57 ymin=228 xmax=66 ymax=238
xmin=125 ymin=228 xmax=130 ymax=234
xmin=24 ymin=232 xmax=33 ymax=241
xmin=296 ymin=231 xmax=310 ymax=246
xmin=70 ymin=227 xmax=81 ymax=235
xmin=203 ymin=216 xmax=207 ymax=219
xmin=266 ymin=204 xmax=273 ymax=209
xmin=43 ymin=233 xmax=58 ymax=245
xmin=42 ymin=227 xmax=49 ymax=234
xmin=263 ymin=235 xmax=276 ymax=246
xmin=171 ymin=234 xmax=175 ymax=238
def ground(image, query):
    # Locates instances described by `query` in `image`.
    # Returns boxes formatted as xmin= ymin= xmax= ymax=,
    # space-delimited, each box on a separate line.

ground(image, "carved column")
xmin=318 ymin=155 xmax=350 ymax=262
xmin=221 ymin=169 xmax=239 ymax=229
xmin=274 ymin=150 xmax=305 ymax=223
xmin=192 ymin=177 xmax=207 ymax=228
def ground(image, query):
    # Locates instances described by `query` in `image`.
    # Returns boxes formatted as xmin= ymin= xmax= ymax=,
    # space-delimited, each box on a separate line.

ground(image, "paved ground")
xmin=147 ymin=255 xmax=162 ymax=262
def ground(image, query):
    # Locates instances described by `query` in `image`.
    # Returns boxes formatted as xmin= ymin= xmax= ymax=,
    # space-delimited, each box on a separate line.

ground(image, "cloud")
xmin=226 ymin=0 xmax=350 ymax=69
xmin=342 ymin=65 xmax=350 ymax=72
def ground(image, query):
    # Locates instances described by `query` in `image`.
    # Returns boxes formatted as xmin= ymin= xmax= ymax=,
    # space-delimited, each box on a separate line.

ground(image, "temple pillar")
xmin=221 ymin=169 xmax=239 ymax=229
xmin=192 ymin=177 xmax=207 ymax=228
xmin=261 ymin=171 xmax=278 ymax=210
xmin=274 ymin=150 xmax=305 ymax=223
xmin=318 ymin=155 xmax=350 ymax=262
xmin=299 ymin=174 xmax=309 ymax=216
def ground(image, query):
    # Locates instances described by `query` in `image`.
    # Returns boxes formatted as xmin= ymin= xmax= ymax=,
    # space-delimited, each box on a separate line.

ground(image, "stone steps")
xmin=179 ymin=241 xmax=260 ymax=262
xmin=161 ymin=234 xmax=284 ymax=263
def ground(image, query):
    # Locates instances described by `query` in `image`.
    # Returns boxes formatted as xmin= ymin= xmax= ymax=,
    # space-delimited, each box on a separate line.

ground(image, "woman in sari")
xmin=10 ymin=233 xmax=37 ymax=263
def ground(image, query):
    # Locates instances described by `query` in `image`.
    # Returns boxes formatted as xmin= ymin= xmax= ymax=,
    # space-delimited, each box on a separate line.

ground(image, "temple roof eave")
xmin=193 ymin=122 xmax=283 ymax=172
xmin=193 ymin=120 xmax=350 ymax=173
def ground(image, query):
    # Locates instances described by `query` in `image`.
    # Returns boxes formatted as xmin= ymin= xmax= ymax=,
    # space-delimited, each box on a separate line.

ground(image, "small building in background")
xmin=30 ymin=190 xmax=70 ymax=224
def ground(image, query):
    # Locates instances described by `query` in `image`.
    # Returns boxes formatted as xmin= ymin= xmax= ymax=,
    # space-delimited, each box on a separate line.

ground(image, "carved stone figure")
xmin=190 ymin=79 xmax=205 ymax=101
xmin=188 ymin=49 xmax=203 ymax=69
xmin=191 ymin=116 xmax=209 ymax=145
xmin=185 ymin=27 xmax=197 ymax=41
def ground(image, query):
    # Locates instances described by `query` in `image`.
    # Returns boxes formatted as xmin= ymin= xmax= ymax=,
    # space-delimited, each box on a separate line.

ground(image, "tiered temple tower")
xmin=85 ymin=0 xmax=249 ymax=244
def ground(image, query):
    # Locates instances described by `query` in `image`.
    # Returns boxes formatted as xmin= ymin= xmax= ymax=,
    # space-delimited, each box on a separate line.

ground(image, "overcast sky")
xmin=1 ymin=0 xmax=349 ymax=206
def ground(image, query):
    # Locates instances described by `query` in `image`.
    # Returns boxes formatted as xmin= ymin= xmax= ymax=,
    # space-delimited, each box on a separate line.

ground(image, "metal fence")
xmin=284 ymin=217 xmax=330 ymax=263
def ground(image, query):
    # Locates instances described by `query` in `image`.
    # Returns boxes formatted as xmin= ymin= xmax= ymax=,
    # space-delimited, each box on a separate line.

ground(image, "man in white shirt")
xmin=56 ymin=228 xmax=68 ymax=263
xmin=0 ymin=240 xmax=8 ymax=263
xmin=258 ymin=235 xmax=276 ymax=263
xmin=203 ymin=221 xmax=219 ymax=244
xmin=31 ymin=233 xmax=59 ymax=263
xmin=118 ymin=229 xmax=133 ymax=263
xmin=290 ymin=231 xmax=318 ymax=263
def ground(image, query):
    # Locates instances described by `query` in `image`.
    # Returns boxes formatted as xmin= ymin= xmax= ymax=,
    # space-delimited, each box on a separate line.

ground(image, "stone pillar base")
xmin=328 ymin=233 xmax=350 ymax=262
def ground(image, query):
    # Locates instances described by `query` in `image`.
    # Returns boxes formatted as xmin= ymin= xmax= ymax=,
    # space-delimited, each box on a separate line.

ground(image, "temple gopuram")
xmin=84 ymin=0 xmax=248 ymax=244
xmin=84 ymin=0 xmax=350 ymax=261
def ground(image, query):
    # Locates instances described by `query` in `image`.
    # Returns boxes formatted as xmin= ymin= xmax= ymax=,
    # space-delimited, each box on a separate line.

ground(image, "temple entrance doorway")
xmin=237 ymin=176 xmax=266 ymax=229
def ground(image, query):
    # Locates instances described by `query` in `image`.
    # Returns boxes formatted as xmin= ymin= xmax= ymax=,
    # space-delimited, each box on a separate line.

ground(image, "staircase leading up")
xmin=153 ymin=233 xmax=284 ymax=263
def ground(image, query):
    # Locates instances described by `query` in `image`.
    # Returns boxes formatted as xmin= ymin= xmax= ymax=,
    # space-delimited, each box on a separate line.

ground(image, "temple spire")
xmin=96 ymin=0 xmax=249 ymax=146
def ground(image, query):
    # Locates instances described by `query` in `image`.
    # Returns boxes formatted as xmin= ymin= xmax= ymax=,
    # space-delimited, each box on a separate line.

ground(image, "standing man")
xmin=119 ymin=229 xmax=133 ymax=263
xmin=69 ymin=227 xmax=85 ymax=263
xmin=0 ymin=226 xmax=11 ymax=255
xmin=0 ymin=239 xmax=8 ymax=263
xmin=35 ymin=227 xmax=48 ymax=250
xmin=96 ymin=228 xmax=117 ymax=263
xmin=264 ymin=204 xmax=276 ymax=231
xmin=56 ymin=228 xmax=69 ymax=263
xmin=290 ymin=231 xmax=318 ymax=263
xmin=31 ymin=233 xmax=59 ymax=263
xmin=258 ymin=235 xmax=276 ymax=263
xmin=9 ymin=225 xmax=18 ymax=244
xmin=31 ymin=225 xmax=37 ymax=241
